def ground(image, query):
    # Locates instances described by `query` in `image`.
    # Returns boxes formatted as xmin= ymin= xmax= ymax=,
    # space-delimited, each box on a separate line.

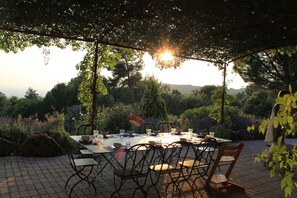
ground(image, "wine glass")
xmin=146 ymin=129 xmax=152 ymax=136
xmin=98 ymin=134 xmax=104 ymax=145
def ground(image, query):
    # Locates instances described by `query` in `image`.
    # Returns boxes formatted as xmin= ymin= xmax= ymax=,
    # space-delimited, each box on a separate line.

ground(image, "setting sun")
xmin=159 ymin=50 xmax=173 ymax=62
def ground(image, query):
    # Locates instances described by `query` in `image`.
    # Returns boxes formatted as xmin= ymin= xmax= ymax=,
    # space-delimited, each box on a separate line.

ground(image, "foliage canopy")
xmin=1 ymin=0 xmax=297 ymax=62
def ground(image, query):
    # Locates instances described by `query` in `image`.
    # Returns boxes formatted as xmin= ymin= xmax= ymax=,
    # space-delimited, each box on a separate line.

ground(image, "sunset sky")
xmin=0 ymin=46 xmax=247 ymax=97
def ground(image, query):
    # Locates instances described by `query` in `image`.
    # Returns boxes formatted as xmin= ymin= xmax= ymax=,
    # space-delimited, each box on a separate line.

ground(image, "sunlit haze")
xmin=0 ymin=47 xmax=247 ymax=97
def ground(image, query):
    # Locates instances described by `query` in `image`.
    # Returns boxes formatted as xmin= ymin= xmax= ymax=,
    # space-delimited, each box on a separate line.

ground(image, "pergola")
xmin=1 ymin=0 xmax=297 ymax=127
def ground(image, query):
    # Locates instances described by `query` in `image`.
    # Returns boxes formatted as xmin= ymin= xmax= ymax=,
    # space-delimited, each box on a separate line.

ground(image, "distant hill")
xmin=228 ymin=88 xmax=245 ymax=95
xmin=164 ymin=84 xmax=201 ymax=94
xmin=163 ymin=83 xmax=245 ymax=95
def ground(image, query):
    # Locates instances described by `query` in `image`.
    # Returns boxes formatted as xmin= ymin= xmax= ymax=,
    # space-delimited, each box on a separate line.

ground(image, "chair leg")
xmin=147 ymin=172 xmax=162 ymax=198
xmin=65 ymin=172 xmax=78 ymax=189
xmin=178 ymin=170 xmax=195 ymax=198
xmin=66 ymin=165 xmax=97 ymax=197
xmin=166 ymin=173 xmax=183 ymax=197
xmin=132 ymin=177 xmax=148 ymax=198
xmin=111 ymin=175 xmax=125 ymax=198
xmin=77 ymin=166 xmax=96 ymax=189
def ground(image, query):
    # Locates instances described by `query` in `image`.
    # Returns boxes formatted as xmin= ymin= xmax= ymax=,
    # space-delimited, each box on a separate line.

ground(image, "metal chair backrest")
xmin=152 ymin=141 xmax=193 ymax=172
xmin=195 ymin=138 xmax=219 ymax=172
xmin=76 ymin=124 xmax=92 ymax=135
xmin=66 ymin=149 xmax=78 ymax=172
xmin=157 ymin=122 xmax=173 ymax=132
xmin=138 ymin=122 xmax=156 ymax=134
xmin=122 ymin=143 xmax=155 ymax=177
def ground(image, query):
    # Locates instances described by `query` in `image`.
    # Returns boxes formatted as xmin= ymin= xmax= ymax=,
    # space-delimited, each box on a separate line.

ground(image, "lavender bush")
xmin=0 ymin=112 xmax=68 ymax=147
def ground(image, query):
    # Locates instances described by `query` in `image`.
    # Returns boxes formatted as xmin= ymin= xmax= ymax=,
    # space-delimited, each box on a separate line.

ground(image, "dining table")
xmin=70 ymin=132 xmax=232 ymax=181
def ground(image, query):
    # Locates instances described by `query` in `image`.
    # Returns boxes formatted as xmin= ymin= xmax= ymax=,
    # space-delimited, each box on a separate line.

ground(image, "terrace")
xmin=1 ymin=1 xmax=297 ymax=197
xmin=1 ymin=139 xmax=296 ymax=197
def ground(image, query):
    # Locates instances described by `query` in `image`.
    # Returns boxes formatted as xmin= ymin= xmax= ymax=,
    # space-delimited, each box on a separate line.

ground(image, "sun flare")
xmin=159 ymin=50 xmax=173 ymax=62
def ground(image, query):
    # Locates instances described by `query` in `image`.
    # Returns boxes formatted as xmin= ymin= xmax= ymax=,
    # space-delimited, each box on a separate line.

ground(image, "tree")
xmin=161 ymin=88 xmax=183 ymax=115
xmin=197 ymin=85 xmax=220 ymax=106
xmin=234 ymin=50 xmax=297 ymax=90
xmin=4 ymin=96 xmax=19 ymax=116
xmin=0 ymin=92 xmax=9 ymax=115
xmin=109 ymin=50 xmax=144 ymax=89
xmin=65 ymin=75 xmax=84 ymax=107
xmin=76 ymin=44 xmax=120 ymax=128
xmin=42 ymin=92 xmax=55 ymax=115
xmin=243 ymin=91 xmax=274 ymax=118
xmin=108 ymin=50 xmax=145 ymax=104
xmin=50 ymin=83 xmax=67 ymax=112
xmin=140 ymin=77 xmax=167 ymax=120
xmin=24 ymin=87 xmax=40 ymax=100
xmin=209 ymin=87 xmax=235 ymax=127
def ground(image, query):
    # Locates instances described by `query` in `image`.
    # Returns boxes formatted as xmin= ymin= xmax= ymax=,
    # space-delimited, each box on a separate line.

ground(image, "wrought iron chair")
xmin=76 ymin=124 xmax=94 ymax=156
xmin=147 ymin=141 xmax=193 ymax=197
xmin=76 ymin=124 xmax=92 ymax=135
xmin=206 ymin=143 xmax=245 ymax=197
xmin=179 ymin=138 xmax=219 ymax=196
xmin=157 ymin=122 xmax=173 ymax=132
xmin=111 ymin=143 xmax=156 ymax=198
xmin=138 ymin=122 xmax=156 ymax=134
xmin=65 ymin=149 xmax=98 ymax=198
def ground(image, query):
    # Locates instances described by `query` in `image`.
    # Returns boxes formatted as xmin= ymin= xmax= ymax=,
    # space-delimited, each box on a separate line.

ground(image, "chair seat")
xmin=74 ymin=158 xmax=98 ymax=167
xmin=181 ymin=159 xmax=208 ymax=168
xmin=198 ymin=147 xmax=215 ymax=152
xmin=219 ymin=156 xmax=235 ymax=162
xmin=149 ymin=164 xmax=177 ymax=172
xmin=211 ymin=173 xmax=229 ymax=184
xmin=80 ymin=149 xmax=94 ymax=155
xmin=206 ymin=143 xmax=245 ymax=197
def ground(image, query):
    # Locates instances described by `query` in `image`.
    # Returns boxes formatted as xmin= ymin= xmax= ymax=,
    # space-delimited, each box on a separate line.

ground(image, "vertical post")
xmin=90 ymin=40 xmax=99 ymax=130
xmin=220 ymin=63 xmax=227 ymax=124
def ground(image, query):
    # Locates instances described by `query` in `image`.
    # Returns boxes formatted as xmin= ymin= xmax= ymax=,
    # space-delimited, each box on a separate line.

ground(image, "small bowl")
xmin=113 ymin=143 xmax=123 ymax=150
xmin=149 ymin=141 xmax=156 ymax=145
xmin=81 ymin=135 xmax=91 ymax=142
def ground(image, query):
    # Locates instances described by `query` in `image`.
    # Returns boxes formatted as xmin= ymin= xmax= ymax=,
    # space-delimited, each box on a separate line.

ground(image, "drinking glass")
xmin=98 ymin=134 xmax=104 ymax=145
xmin=125 ymin=137 xmax=131 ymax=148
xmin=146 ymin=129 xmax=152 ymax=136
xmin=93 ymin=130 xmax=99 ymax=138
xmin=187 ymin=132 xmax=193 ymax=142
xmin=157 ymin=133 xmax=163 ymax=145
xmin=209 ymin=132 xmax=215 ymax=137
xmin=171 ymin=128 xmax=176 ymax=135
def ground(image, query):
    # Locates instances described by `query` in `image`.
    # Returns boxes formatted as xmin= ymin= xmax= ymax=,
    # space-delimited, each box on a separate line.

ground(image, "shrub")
xmin=0 ymin=112 xmax=68 ymax=150
xmin=0 ymin=116 xmax=32 ymax=145
xmin=231 ymin=115 xmax=264 ymax=140
xmin=64 ymin=104 xmax=83 ymax=134
xmin=100 ymin=105 xmax=139 ymax=133
xmin=41 ymin=112 xmax=68 ymax=147
xmin=181 ymin=106 xmax=216 ymax=132
xmin=181 ymin=106 xmax=210 ymax=120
